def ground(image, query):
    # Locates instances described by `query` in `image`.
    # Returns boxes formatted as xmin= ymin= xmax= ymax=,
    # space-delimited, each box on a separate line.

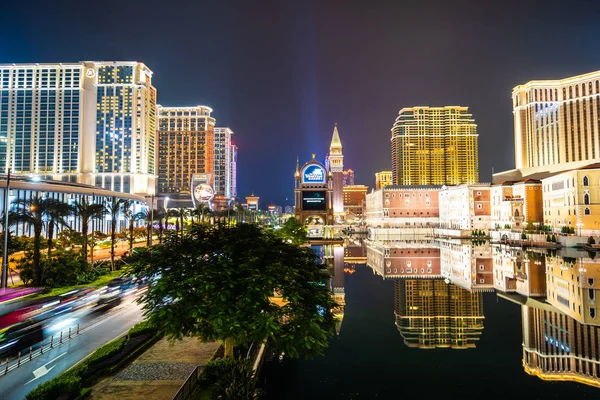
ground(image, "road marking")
xmin=24 ymin=352 xmax=66 ymax=385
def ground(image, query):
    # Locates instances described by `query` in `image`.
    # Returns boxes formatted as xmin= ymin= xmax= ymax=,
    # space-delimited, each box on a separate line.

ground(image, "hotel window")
xmin=477 ymin=204 xmax=482 ymax=209
xmin=583 ymin=176 xmax=589 ymax=186
xmin=585 ymin=207 xmax=591 ymax=215
xmin=584 ymin=193 xmax=590 ymax=205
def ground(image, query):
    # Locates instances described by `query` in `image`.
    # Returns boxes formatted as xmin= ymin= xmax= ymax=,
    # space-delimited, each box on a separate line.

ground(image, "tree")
xmin=193 ymin=203 xmax=211 ymax=225
xmin=105 ymin=197 xmax=126 ymax=271
xmin=276 ymin=217 xmax=307 ymax=246
xmin=129 ymin=224 xmax=336 ymax=359
xmin=45 ymin=199 xmax=71 ymax=258
xmin=11 ymin=197 xmax=69 ymax=286
xmin=71 ymin=197 xmax=106 ymax=262
xmin=121 ymin=200 xmax=146 ymax=253
xmin=588 ymin=236 xmax=596 ymax=245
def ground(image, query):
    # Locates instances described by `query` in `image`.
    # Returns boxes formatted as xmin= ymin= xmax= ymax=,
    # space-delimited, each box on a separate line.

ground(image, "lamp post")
xmin=1 ymin=169 xmax=10 ymax=289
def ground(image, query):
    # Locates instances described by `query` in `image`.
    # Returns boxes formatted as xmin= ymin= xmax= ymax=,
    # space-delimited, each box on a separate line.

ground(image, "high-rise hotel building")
xmin=157 ymin=106 xmax=215 ymax=196
xmin=214 ymin=127 xmax=237 ymax=200
xmin=510 ymin=70 xmax=600 ymax=177
xmin=391 ymin=106 xmax=479 ymax=186
xmin=0 ymin=62 xmax=157 ymax=195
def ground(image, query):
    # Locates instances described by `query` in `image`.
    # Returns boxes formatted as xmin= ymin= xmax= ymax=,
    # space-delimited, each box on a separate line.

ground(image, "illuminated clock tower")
xmin=329 ymin=123 xmax=344 ymax=219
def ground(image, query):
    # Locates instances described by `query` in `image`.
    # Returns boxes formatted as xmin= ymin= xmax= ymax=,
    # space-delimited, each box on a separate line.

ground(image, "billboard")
xmin=302 ymin=191 xmax=327 ymax=211
xmin=191 ymin=173 xmax=214 ymax=207
xmin=302 ymin=164 xmax=326 ymax=184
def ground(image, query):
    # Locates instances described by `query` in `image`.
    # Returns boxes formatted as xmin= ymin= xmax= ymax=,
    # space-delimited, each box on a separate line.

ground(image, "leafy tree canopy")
xmin=128 ymin=224 xmax=335 ymax=358
xmin=276 ymin=217 xmax=307 ymax=246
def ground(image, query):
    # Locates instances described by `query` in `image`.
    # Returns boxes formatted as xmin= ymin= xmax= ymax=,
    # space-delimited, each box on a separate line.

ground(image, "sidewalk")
xmin=89 ymin=337 xmax=220 ymax=400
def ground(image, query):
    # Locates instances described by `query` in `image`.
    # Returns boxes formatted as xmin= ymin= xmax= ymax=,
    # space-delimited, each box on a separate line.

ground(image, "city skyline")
xmin=5 ymin=1 xmax=600 ymax=205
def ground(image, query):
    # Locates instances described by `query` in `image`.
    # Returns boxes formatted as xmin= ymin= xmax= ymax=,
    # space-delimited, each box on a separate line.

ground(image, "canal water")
xmin=262 ymin=241 xmax=600 ymax=399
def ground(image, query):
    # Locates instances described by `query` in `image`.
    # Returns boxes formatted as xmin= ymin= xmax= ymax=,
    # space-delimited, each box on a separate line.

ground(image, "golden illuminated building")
xmin=245 ymin=194 xmax=259 ymax=211
xmin=541 ymin=163 xmax=600 ymax=235
xmin=512 ymin=71 xmax=600 ymax=175
xmin=343 ymin=185 xmax=368 ymax=221
xmin=522 ymin=304 xmax=600 ymax=388
xmin=490 ymin=179 xmax=543 ymax=231
xmin=375 ymin=170 xmax=393 ymax=190
xmin=394 ymin=279 xmax=484 ymax=349
xmin=391 ymin=106 xmax=479 ymax=186
xmin=157 ymin=106 xmax=215 ymax=196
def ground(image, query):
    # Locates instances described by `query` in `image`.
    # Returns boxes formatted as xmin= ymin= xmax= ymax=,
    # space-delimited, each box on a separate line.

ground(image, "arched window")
xmin=584 ymin=193 xmax=590 ymax=205
xmin=585 ymin=207 xmax=591 ymax=215
xmin=583 ymin=176 xmax=589 ymax=186
xmin=514 ymin=209 xmax=520 ymax=217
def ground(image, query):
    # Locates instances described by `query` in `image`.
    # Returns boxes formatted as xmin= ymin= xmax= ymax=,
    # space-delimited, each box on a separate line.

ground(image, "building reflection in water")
xmin=364 ymin=237 xmax=600 ymax=388
xmin=366 ymin=238 xmax=485 ymax=349
xmin=322 ymin=239 xmax=366 ymax=335
xmin=496 ymin=248 xmax=600 ymax=388
xmin=395 ymin=279 xmax=484 ymax=349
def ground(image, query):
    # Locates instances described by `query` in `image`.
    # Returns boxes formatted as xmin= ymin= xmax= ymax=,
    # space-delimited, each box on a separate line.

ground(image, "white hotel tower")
xmin=0 ymin=61 xmax=157 ymax=195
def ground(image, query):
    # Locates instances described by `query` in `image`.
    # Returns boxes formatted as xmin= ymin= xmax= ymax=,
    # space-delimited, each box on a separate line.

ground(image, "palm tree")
xmin=106 ymin=197 xmax=126 ymax=271
xmin=128 ymin=211 xmax=145 ymax=253
xmin=71 ymin=197 xmax=105 ymax=263
xmin=11 ymin=197 xmax=63 ymax=286
xmin=157 ymin=208 xmax=166 ymax=243
xmin=140 ymin=208 xmax=158 ymax=246
xmin=193 ymin=203 xmax=211 ymax=225
xmin=45 ymin=200 xmax=71 ymax=258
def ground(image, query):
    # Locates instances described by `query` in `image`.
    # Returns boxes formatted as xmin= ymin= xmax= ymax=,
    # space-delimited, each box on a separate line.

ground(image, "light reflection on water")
xmin=262 ymin=238 xmax=600 ymax=399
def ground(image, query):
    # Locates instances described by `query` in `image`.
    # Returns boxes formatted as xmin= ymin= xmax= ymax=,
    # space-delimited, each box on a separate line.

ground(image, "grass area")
xmin=30 ymin=270 xmax=123 ymax=299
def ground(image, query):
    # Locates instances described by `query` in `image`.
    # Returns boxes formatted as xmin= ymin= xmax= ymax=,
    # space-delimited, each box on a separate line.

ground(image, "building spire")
xmin=330 ymin=122 xmax=342 ymax=149
xmin=295 ymin=156 xmax=299 ymax=173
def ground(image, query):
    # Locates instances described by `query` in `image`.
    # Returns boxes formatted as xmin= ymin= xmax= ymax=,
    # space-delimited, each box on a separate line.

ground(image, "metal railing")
xmin=172 ymin=366 xmax=199 ymax=400
xmin=0 ymin=324 xmax=80 ymax=376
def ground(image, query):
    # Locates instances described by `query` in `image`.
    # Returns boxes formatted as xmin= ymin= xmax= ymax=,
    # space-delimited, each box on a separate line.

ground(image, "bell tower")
xmin=329 ymin=123 xmax=344 ymax=218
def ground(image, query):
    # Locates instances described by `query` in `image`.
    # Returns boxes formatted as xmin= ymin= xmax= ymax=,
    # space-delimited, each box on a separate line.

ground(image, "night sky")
xmin=3 ymin=0 xmax=600 ymax=207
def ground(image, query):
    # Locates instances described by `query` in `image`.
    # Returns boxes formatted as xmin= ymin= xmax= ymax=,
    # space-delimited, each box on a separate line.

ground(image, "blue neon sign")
xmin=302 ymin=164 xmax=326 ymax=184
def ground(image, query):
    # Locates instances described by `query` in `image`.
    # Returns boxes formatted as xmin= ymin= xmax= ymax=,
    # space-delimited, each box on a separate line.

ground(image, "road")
xmin=0 ymin=297 xmax=144 ymax=400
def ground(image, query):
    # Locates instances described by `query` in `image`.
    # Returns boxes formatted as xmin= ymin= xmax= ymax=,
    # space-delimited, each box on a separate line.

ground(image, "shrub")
xmin=504 ymin=224 xmax=510 ymax=229
xmin=521 ymin=233 xmax=527 ymax=240
xmin=571 ymin=227 xmax=576 ymax=234
xmin=551 ymin=234 xmax=557 ymax=242
xmin=588 ymin=236 xmax=596 ymax=245
xmin=86 ymin=337 xmax=126 ymax=366
xmin=128 ymin=320 xmax=157 ymax=338
xmin=201 ymin=358 xmax=262 ymax=400
xmin=25 ymin=373 xmax=81 ymax=400
xmin=547 ymin=235 xmax=551 ymax=242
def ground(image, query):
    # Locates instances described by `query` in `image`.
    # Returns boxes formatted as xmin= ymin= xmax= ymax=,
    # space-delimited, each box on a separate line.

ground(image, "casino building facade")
xmin=294 ymin=155 xmax=333 ymax=237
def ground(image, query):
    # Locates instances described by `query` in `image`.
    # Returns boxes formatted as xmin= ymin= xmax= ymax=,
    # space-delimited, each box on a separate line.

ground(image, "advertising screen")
xmin=302 ymin=191 xmax=327 ymax=211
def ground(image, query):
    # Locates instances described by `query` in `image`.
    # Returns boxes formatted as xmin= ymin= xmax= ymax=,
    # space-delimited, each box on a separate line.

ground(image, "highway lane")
xmin=0 ymin=297 xmax=144 ymax=400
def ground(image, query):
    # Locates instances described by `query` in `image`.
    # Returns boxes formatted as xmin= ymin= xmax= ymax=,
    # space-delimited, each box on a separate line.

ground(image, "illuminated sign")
xmin=86 ymin=69 xmax=95 ymax=78
xmin=191 ymin=174 xmax=213 ymax=206
xmin=302 ymin=191 xmax=327 ymax=211
xmin=302 ymin=164 xmax=326 ymax=184
xmin=194 ymin=184 xmax=214 ymax=202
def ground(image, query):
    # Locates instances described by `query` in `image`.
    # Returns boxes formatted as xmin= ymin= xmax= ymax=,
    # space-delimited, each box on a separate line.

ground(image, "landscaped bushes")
xmin=26 ymin=321 xmax=159 ymax=400
xmin=200 ymin=358 xmax=262 ymax=400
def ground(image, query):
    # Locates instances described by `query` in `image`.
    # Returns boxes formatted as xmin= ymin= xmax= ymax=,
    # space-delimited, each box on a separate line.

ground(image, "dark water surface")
xmin=262 ymin=263 xmax=599 ymax=399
